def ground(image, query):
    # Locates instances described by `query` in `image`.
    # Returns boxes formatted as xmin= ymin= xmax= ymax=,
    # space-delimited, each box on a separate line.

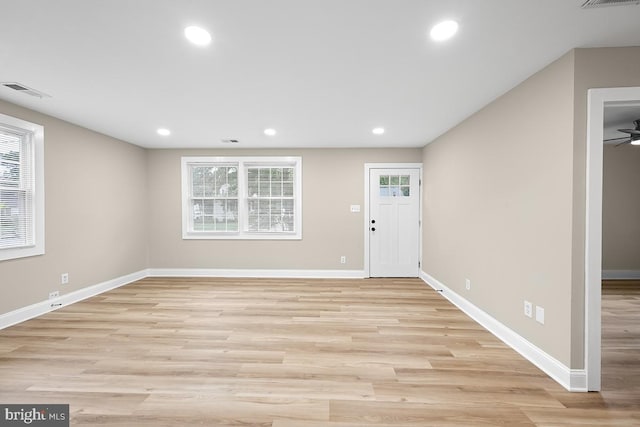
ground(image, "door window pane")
xmin=380 ymin=175 xmax=410 ymax=197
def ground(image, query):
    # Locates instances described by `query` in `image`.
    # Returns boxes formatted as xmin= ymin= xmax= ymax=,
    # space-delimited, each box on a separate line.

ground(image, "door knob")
xmin=371 ymin=219 xmax=376 ymax=224
xmin=371 ymin=227 xmax=376 ymax=231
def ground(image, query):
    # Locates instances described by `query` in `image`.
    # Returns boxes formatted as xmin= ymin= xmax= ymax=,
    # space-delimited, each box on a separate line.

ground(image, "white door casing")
xmin=367 ymin=167 xmax=421 ymax=277
xmin=585 ymin=87 xmax=640 ymax=391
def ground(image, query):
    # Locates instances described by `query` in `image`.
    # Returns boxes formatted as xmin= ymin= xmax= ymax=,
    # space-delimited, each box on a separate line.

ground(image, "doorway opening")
xmin=585 ymin=86 xmax=640 ymax=391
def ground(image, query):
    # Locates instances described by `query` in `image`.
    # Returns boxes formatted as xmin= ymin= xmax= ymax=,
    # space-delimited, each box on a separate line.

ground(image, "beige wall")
xmin=602 ymin=144 xmax=640 ymax=270
xmin=422 ymin=46 xmax=640 ymax=369
xmin=147 ymin=148 xmax=422 ymax=270
xmin=0 ymin=100 xmax=148 ymax=314
xmin=422 ymin=51 xmax=576 ymax=366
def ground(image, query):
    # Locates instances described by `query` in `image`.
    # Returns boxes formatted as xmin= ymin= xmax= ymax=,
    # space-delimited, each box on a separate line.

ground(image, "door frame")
xmin=585 ymin=86 xmax=640 ymax=391
xmin=364 ymin=163 xmax=423 ymax=278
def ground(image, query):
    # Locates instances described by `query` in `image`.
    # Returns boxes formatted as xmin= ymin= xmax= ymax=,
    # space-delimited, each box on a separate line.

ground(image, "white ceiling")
xmin=1 ymin=0 xmax=640 ymax=149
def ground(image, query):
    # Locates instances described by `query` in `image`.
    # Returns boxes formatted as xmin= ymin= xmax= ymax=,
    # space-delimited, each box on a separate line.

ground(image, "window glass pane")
xmin=260 ymin=168 xmax=270 ymax=181
xmin=0 ymin=189 xmax=25 ymax=245
xmin=191 ymin=167 xmax=204 ymax=197
xmin=224 ymin=199 xmax=238 ymax=231
xmin=390 ymin=175 xmax=400 ymax=185
xmin=203 ymin=199 xmax=214 ymax=215
xmin=271 ymin=168 xmax=282 ymax=181
xmin=379 ymin=175 xmax=389 ymax=185
xmin=204 ymin=167 xmax=215 ymax=197
xmin=0 ymin=131 xmax=20 ymax=189
xmin=283 ymin=199 xmax=294 ymax=231
xmin=271 ymin=182 xmax=282 ymax=196
xmin=283 ymin=168 xmax=294 ymax=182
xmin=213 ymin=199 xmax=237 ymax=231
xmin=0 ymin=162 xmax=19 ymax=188
xmin=259 ymin=200 xmax=270 ymax=214
xmin=227 ymin=167 xmax=238 ymax=196
xmin=247 ymin=167 xmax=259 ymax=196
xmin=400 ymin=175 xmax=410 ymax=185
xmin=401 ymin=186 xmax=410 ymax=197
xmin=282 ymin=182 xmax=293 ymax=197
xmin=190 ymin=164 xmax=241 ymax=232
xmin=271 ymin=199 xmax=282 ymax=213
xmin=191 ymin=199 xmax=203 ymax=230
xmin=259 ymin=182 xmax=270 ymax=197
xmin=380 ymin=186 xmax=390 ymax=197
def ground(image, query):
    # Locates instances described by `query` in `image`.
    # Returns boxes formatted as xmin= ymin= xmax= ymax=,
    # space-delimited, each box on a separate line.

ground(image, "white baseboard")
xmin=148 ymin=268 xmax=365 ymax=279
xmin=0 ymin=268 xmax=366 ymax=330
xmin=602 ymin=269 xmax=640 ymax=280
xmin=0 ymin=269 xmax=148 ymax=330
xmin=419 ymin=270 xmax=587 ymax=392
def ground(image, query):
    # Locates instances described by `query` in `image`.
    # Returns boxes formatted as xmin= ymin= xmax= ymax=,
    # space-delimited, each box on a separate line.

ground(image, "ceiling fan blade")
xmin=617 ymin=129 xmax=640 ymax=135
xmin=604 ymin=137 xmax=629 ymax=142
xmin=615 ymin=139 xmax=631 ymax=147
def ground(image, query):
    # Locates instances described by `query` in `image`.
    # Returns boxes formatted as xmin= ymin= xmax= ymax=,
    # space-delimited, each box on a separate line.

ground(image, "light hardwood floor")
xmin=0 ymin=277 xmax=638 ymax=426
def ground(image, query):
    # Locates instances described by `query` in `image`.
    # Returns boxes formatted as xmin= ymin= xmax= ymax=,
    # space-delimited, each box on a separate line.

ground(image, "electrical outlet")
xmin=465 ymin=279 xmax=471 ymax=290
xmin=536 ymin=306 xmax=545 ymax=324
xmin=340 ymin=256 xmax=346 ymax=264
xmin=524 ymin=300 xmax=533 ymax=318
xmin=49 ymin=291 xmax=60 ymax=299
xmin=61 ymin=273 xmax=69 ymax=284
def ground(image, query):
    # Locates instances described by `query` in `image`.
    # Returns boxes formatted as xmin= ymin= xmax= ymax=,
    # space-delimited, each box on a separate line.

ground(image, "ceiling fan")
xmin=604 ymin=119 xmax=640 ymax=146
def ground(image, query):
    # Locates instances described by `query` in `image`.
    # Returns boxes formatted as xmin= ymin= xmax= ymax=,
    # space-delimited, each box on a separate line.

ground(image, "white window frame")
xmin=0 ymin=113 xmax=45 ymax=261
xmin=181 ymin=156 xmax=302 ymax=240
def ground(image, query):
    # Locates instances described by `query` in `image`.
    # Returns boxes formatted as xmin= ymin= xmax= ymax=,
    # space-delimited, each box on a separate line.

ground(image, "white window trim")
xmin=0 ymin=113 xmax=45 ymax=261
xmin=181 ymin=156 xmax=302 ymax=240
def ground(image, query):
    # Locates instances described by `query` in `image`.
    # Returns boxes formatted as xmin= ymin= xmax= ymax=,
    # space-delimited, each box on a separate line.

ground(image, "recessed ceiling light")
xmin=430 ymin=20 xmax=459 ymax=41
xmin=372 ymin=127 xmax=385 ymax=135
xmin=157 ymin=128 xmax=171 ymax=136
xmin=264 ymin=128 xmax=277 ymax=136
xmin=184 ymin=26 xmax=212 ymax=46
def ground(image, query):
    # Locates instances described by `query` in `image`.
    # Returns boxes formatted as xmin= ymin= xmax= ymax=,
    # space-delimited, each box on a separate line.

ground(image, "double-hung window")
xmin=182 ymin=156 xmax=301 ymax=239
xmin=0 ymin=113 xmax=45 ymax=261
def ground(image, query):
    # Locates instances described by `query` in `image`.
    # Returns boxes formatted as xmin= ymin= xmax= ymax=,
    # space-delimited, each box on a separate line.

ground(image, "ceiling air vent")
xmin=221 ymin=139 xmax=239 ymax=144
xmin=581 ymin=0 xmax=640 ymax=8
xmin=1 ymin=82 xmax=51 ymax=98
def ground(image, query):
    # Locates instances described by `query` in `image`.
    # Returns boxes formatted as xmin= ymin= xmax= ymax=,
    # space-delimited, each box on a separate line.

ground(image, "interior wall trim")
xmin=419 ymin=270 xmax=587 ymax=392
xmin=0 ymin=269 xmax=148 ymax=330
xmin=602 ymin=270 xmax=640 ymax=280
xmin=147 ymin=268 xmax=366 ymax=279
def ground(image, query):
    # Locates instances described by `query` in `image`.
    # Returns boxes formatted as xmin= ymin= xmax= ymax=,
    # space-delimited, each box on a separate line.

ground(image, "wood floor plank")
xmin=0 ymin=277 xmax=638 ymax=426
xmin=328 ymin=400 xmax=536 ymax=426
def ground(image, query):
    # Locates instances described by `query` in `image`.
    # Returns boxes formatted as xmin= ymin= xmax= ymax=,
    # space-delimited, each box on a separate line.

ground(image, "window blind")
xmin=0 ymin=128 xmax=34 ymax=250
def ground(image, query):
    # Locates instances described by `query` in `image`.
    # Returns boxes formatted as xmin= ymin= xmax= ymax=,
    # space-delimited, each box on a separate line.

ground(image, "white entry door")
xmin=369 ymin=168 xmax=420 ymax=277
